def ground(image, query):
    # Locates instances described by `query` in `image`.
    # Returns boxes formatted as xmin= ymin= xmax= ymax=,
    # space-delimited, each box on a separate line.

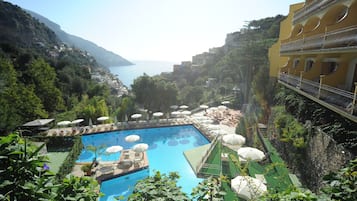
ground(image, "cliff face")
xmin=272 ymin=131 xmax=354 ymax=192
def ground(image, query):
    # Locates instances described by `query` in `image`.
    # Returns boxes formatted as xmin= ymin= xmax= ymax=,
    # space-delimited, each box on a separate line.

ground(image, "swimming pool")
xmin=77 ymin=125 xmax=210 ymax=201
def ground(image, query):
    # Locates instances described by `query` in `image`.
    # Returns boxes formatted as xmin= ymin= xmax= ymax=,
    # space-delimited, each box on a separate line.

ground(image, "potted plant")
xmin=81 ymin=164 xmax=92 ymax=176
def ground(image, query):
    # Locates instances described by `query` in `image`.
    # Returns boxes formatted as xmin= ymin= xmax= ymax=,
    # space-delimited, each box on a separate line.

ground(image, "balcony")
xmin=278 ymin=72 xmax=357 ymax=122
xmin=280 ymin=25 xmax=357 ymax=54
xmin=293 ymin=0 xmax=339 ymax=24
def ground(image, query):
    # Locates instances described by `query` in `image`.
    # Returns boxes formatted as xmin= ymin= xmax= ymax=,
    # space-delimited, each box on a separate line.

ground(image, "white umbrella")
xmin=200 ymin=105 xmax=209 ymax=109
xmin=238 ymin=147 xmax=265 ymax=162
xmin=231 ymin=176 xmax=267 ymax=200
xmin=132 ymin=143 xmax=149 ymax=153
xmin=88 ymin=118 xmax=93 ymax=127
xmin=106 ymin=145 xmax=123 ymax=153
xmin=57 ymin=121 xmax=71 ymax=126
xmin=218 ymin=105 xmax=227 ymax=110
xmin=171 ymin=111 xmax=181 ymax=116
xmin=221 ymin=101 xmax=230 ymax=105
xmin=179 ymin=105 xmax=189 ymax=109
xmin=125 ymin=134 xmax=140 ymax=143
xmin=131 ymin=113 xmax=142 ymax=119
xmin=153 ymin=112 xmax=164 ymax=117
xmin=71 ymin=119 xmax=84 ymax=125
xmin=181 ymin=110 xmax=191 ymax=115
xmin=170 ymin=105 xmax=179 ymax=110
xmin=222 ymin=134 xmax=246 ymax=146
xmin=97 ymin=116 xmax=109 ymax=121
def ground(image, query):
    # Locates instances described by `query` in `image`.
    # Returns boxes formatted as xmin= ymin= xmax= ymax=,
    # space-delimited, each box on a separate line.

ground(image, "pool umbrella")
xmin=153 ymin=112 xmax=164 ymax=117
xmin=171 ymin=111 xmax=181 ymax=116
xmin=200 ymin=105 xmax=209 ymax=109
xmin=222 ymin=134 xmax=246 ymax=146
xmin=170 ymin=105 xmax=178 ymax=110
xmin=237 ymin=147 xmax=265 ymax=162
xmin=97 ymin=116 xmax=109 ymax=122
xmin=106 ymin=145 xmax=123 ymax=153
xmin=179 ymin=105 xmax=189 ymax=109
xmin=218 ymin=105 xmax=227 ymax=110
xmin=231 ymin=176 xmax=267 ymax=200
xmin=71 ymin=119 xmax=84 ymax=125
xmin=181 ymin=110 xmax=191 ymax=115
xmin=57 ymin=121 xmax=71 ymax=126
xmin=132 ymin=143 xmax=149 ymax=153
xmin=131 ymin=113 xmax=142 ymax=121
xmin=88 ymin=118 xmax=93 ymax=127
xmin=221 ymin=101 xmax=230 ymax=105
xmin=125 ymin=134 xmax=140 ymax=143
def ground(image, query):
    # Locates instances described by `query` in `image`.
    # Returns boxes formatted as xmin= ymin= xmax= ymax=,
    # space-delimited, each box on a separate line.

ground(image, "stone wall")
xmin=271 ymin=130 xmax=354 ymax=192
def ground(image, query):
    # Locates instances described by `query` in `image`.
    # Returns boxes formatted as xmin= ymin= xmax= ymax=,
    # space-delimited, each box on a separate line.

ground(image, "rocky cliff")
xmin=271 ymin=129 xmax=354 ymax=192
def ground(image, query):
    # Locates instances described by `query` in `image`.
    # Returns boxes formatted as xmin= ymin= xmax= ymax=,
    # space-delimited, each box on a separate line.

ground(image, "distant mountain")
xmin=26 ymin=10 xmax=132 ymax=68
xmin=0 ymin=2 xmax=59 ymax=51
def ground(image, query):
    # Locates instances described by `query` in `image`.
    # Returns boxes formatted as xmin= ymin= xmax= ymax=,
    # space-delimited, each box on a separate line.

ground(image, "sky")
xmin=6 ymin=0 xmax=303 ymax=62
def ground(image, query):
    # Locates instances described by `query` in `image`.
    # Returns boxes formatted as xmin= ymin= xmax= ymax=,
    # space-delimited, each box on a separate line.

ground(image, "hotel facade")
xmin=269 ymin=0 xmax=357 ymax=122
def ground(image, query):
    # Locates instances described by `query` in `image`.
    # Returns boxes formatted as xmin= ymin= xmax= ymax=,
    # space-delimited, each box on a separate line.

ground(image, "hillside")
xmin=0 ymin=2 xmax=59 ymax=53
xmin=26 ymin=10 xmax=133 ymax=68
xmin=0 ymin=1 xmax=126 ymax=134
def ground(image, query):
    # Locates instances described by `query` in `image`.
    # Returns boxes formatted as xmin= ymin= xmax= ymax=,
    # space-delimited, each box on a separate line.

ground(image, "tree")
xmin=27 ymin=58 xmax=65 ymax=113
xmin=131 ymin=75 xmax=178 ymax=111
xmin=0 ymin=57 xmax=47 ymax=133
xmin=54 ymin=175 xmax=101 ymax=201
xmin=128 ymin=171 xmax=189 ymax=201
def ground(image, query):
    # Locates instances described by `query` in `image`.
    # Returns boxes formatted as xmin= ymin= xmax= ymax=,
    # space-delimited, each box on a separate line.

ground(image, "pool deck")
xmin=94 ymin=149 xmax=149 ymax=183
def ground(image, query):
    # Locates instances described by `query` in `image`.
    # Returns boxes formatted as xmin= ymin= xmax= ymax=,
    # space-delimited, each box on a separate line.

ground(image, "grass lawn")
xmin=46 ymin=151 xmax=69 ymax=173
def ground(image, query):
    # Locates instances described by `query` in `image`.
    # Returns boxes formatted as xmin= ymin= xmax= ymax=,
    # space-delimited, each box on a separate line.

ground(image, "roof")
xmin=22 ymin=119 xmax=54 ymax=127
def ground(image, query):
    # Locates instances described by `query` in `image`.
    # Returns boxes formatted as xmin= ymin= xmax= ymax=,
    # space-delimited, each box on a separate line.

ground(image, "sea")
xmin=109 ymin=60 xmax=175 ymax=88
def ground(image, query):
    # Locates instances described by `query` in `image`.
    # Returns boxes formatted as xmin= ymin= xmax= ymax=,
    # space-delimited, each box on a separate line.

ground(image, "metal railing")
xmin=278 ymin=72 xmax=357 ymax=118
xmin=280 ymin=25 xmax=357 ymax=54
xmin=293 ymin=0 xmax=339 ymax=24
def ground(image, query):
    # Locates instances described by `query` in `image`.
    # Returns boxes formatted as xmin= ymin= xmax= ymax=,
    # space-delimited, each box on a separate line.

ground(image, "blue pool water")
xmin=77 ymin=125 xmax=210 ymax=201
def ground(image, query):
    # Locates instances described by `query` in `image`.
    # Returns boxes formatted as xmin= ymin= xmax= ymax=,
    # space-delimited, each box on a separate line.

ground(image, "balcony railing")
xmin=278 ymin=72 xmax=357 ymax=120
xmin=293 ymin=0 xmax=339 ymax=24
xmin=280 ymin=25 xmax=357 ymax=54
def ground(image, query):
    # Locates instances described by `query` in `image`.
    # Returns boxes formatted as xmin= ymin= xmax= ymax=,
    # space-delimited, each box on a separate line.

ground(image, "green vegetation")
xmin=131 ymin=74 xmax=178 ymax=112
xmin=274 ymin=86 xmax=357 ymax=152
xmin=0 ymin=134 xmax=101 ymax=200
xmin=56 ymin=136 xmax=83 ymax=180
xmin=128 ymin=171 xmax=190 ymax=201
xmin=272 ymin=106 xmax=307 ymax=148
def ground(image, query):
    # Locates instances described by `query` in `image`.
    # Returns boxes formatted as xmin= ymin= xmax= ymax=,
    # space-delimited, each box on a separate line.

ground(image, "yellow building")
xmin=269 ymin=0 xmax=357 ymax=122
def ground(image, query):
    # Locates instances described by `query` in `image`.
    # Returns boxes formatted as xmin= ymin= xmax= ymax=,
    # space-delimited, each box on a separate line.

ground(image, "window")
xmin=336 ymin=7 xmax=348 ymax=22
xmin=293 ymin=59 xmax=300 ymax=68
xmin=305 ymin=60 xmax=314 ymax=72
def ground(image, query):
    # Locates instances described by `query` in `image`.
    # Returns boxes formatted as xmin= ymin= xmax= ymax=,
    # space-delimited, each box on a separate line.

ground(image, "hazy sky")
xmin=7 ymin=0 xmax=302 ymax=62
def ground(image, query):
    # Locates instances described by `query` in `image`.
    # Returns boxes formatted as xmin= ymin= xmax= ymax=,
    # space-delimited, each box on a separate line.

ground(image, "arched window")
xmin=305 ymin=59 xmax=314 ymax=72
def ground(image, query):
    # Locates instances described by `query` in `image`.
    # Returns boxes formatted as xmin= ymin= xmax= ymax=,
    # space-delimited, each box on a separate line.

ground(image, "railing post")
xmin=317 ymin=75 xmax=325 ymax=99
xmin=298 ymin=71 xmax=304 ymax=89
xmin=287 ymin=69 xmax=290 ymax=84
xmin=351 ymin=82 xmax=357 ymax=115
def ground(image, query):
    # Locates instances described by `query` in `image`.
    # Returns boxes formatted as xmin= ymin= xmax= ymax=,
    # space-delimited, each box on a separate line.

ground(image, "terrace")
xmin=278 ymin=72 xmax=357 ymax=123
